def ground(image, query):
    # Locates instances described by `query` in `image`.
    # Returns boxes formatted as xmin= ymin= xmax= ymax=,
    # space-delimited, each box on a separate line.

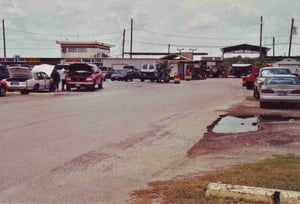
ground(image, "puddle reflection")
xmin=212 ymin=115 xmax=259 ymax=133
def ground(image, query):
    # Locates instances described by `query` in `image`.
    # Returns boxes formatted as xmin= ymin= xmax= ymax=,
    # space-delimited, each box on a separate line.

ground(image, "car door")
xmin=41 ymin=72 xmax=51 ymax=89
xmin=35 ymin=72 xmax=46 ymax=90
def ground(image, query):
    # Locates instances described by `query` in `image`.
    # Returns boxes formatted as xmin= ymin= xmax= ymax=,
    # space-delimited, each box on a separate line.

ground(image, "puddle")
xmin=211 ymin=115 xmax=259 ymax=134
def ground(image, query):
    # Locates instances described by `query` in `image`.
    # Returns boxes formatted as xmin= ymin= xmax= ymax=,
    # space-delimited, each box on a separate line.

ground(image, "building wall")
xmin=61 ymin=47 xmax=110 ymax=58
xmin=273 ymin=58 xmax=300 ymax=74
xmin=102 ymin=58 xmax=158 ymax=70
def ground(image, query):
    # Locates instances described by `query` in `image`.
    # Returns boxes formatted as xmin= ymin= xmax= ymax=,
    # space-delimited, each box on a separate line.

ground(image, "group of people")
xmin=50 ymin=67 xmax=66 ymax=92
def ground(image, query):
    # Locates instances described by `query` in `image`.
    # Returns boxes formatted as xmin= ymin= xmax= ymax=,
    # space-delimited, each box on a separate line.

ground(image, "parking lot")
xmin=0 ymin=78 xmax=299 ymax=203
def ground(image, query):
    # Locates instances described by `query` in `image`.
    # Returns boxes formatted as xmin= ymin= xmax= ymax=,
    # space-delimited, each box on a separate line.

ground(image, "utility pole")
xmin=168 ymin=44 xmax=170 ymax=54
xmin=122 ymin=29 xmax=125 ymax=59
xmin=273 ymin=37 xmax=275 ymax=63
xmin=190 ymin=48 xmax=197 ymax=60
xmin=177 ymin=48 xmax=184 ymax=53
xmin=259 ymin=16 xmax=263 ymax=59
xmin=288 ymin=17 xmax=295 ymax=57
xmin=2 ymin=19 xmax=6 ymax=60
xmin=189 ymin=48 xmax=197 ymax=52
xmin=130 ymin=18 xmax=133 ymax=59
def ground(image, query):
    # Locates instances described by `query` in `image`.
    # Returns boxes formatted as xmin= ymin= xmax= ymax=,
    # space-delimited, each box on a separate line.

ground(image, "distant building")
xmin=272 ymin=58 xmax=300 ymax=74
xmin=56 ymin=41 xmax=114 ymax=59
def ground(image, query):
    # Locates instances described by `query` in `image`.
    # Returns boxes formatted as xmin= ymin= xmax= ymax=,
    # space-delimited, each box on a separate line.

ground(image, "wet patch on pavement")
xmin=188 ymin=112 xmax=300 ymax=158
xmin=207 ymin=115 xmax=259 ymax=134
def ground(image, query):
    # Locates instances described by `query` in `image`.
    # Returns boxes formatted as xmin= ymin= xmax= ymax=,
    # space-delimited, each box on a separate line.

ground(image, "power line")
xmin=6 ymin=28 xmax=122 ymax=37
xmin=5 ymin=47 xmax=58 ymax=50
xmin=133 ymin=28 xmax=290 ymax=41
xmin=126 ymin=40 xmax=226 ymax=48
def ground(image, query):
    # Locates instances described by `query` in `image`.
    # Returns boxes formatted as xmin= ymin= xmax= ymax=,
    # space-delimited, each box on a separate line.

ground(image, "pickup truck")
xmin=242 ymin=66 xmax=264 ymax=89
xmin=66 ymin=63 xmax=103 ymax=91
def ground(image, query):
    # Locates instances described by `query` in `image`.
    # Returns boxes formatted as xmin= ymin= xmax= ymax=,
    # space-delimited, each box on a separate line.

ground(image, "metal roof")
xmin=221 ymin=43 xmax=270 ymax=54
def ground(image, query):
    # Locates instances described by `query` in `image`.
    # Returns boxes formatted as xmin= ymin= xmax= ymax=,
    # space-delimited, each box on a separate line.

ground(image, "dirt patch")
xmin=188 ymin=98 xmax=300 ymax=158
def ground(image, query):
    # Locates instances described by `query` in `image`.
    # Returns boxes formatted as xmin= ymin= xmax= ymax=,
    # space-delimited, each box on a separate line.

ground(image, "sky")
xmin=0 ymin=0 xmax=300 ymax=59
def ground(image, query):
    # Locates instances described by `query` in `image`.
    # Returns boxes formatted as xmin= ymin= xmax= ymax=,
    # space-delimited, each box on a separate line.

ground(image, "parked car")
xmin=110 ymin=69 xmax=134 ymax=81
xmin=140 ymin=63 xmax=160 ymax=82
xmin=259 ymin=75 xmax=300 ymax=108
xmin=66 ymin=63 xmax=103 ymax=91
xmin=0 ymin=81 xmax=8 ymax=96
xmin=26 ymin=71 xmax=54 ymax=92
xmin=2 ymin=66 xmax=32 ymax=94
xmin=123 ymin=65 xmax=140 ymax=78
xmin=253 ymin=67 xmax=292 ymax=99
xmin=0 ymin=65 xmax=10 ymax=80
xmin=99 ymin=66 xmax=114 ymax=81
xmin=242 ymin=65 xmax=270 ymax=89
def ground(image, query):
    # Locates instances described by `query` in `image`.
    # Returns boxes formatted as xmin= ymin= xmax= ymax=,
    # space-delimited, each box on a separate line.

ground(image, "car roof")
xmin=260 ymin=67 xmax=291 ymax=70
xmin=265 ymin=74 xmax=296 ymax=78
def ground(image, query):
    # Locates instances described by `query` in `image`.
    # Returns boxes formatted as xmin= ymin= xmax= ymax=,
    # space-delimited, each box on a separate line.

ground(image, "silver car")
xmin=27 ymin=71 xmax=54 ymax=92
xmin=253 ymin=67 xmax=292 ymax=99
xmin=3 ymin=66 xmax=54 ymax=94
xmin=259 ymin=75 xmax=300 ymax=108
xmin=3 ymin=66 xmax=32 ymax=94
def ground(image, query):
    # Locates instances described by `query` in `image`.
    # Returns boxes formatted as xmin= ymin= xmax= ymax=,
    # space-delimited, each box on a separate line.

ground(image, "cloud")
xmin=0 ymin=0 xmax=299 ymax=57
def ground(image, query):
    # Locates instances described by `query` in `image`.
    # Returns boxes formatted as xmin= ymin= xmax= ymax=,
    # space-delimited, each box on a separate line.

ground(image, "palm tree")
xmin=157 ymin=60 xmax=171 ymax=83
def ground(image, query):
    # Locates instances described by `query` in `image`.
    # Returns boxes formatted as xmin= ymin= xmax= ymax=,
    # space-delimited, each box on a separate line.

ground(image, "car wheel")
xmin=33 ymin=84 xmax=39 ymax=92
xmin=0 ymin=85 xmax=6 ymax=97
xmin=140 ymin=78 xmax=144 ymax=82
xmin=66 ymin=85 xmax=71 ymax=91
xmin=89 ymin=81 xmax=95 ymax=91
xmin=260 ymin=101 xmax=268 ymax=108
xmin=253 ymin=88 xmax=259 ymax=99
xmin=246 ymin=82 xmax=253 ymax=90
xmin=21 ymin=90 xmax=29 ymax=95
xmin=99 ymin=80 xmax=103 ymax=89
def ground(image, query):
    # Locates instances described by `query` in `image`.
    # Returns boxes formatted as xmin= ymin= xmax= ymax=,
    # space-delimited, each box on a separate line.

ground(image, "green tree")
xmin=158 ymin=60 xmax=171 ymax=83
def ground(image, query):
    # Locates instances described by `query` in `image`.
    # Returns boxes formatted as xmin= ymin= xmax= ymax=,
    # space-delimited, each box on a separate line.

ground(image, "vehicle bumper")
xmin=7 ymin=84 xmax=27 ymax=91
xmin=66 ymin=81 xmax=94 ymax=88
xmin=260 ymin=95 xmax=300 ymax=103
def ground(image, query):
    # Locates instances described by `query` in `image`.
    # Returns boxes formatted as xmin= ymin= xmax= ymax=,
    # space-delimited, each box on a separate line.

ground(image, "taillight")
xmin=291 ymin=89 xmax=300 ymax=94
xmin=66 ymin=77 xmax=71 ymax=81
xmin=261 ymin=89 xmax=274 ymax=93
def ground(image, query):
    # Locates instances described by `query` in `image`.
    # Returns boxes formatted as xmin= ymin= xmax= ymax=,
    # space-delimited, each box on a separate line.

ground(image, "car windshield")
xmin=266 ymin=77 xmax=299 ymax=85
xmin=114 ymin=70 xmax=126 ymax=74
xmin=261 ymin=69 xmax=291 ymax=77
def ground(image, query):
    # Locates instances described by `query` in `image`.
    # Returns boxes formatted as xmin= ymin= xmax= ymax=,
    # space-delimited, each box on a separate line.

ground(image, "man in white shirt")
xmin=58 ymin=68 xmax=66 ymax=91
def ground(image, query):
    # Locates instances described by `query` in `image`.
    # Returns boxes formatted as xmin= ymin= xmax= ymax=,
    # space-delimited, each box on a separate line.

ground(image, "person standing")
xmin=58 ymin=68 xmax=66 ymax=91
xmin=51 ymin=68 xmax=60 ymax=92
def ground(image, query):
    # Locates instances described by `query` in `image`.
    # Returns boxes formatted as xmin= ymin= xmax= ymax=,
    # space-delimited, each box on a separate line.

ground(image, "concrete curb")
xmin=206 ymin=182 xmax=300 ymax=204
xmin=7 ymin=91 xmax=69 ymax=96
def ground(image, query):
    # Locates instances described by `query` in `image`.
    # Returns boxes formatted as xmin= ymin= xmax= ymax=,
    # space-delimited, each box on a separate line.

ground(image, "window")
xmin=78 ymin=48 xmax=87 ymax=53
xmin=68 ymin=48 xmax=77 ymax=53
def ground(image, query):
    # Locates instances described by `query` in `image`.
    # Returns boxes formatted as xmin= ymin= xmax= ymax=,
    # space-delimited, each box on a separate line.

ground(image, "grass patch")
xmin=129 ymin=154 xmax=300 ymax=204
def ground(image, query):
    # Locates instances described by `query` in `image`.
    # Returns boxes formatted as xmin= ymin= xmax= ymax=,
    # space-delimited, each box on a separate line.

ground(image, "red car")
xmin=65 ymin=63 xmax=103 ymax=91
xmin=0 ymin=81 xmax=8 ymax=96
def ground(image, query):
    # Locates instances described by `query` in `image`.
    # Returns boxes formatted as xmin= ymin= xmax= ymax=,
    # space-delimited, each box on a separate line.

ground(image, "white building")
xmin=56 ymin=41 xmax=114 ymax=59
xmin=273 ymin=58 xmax=300 ymax=74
